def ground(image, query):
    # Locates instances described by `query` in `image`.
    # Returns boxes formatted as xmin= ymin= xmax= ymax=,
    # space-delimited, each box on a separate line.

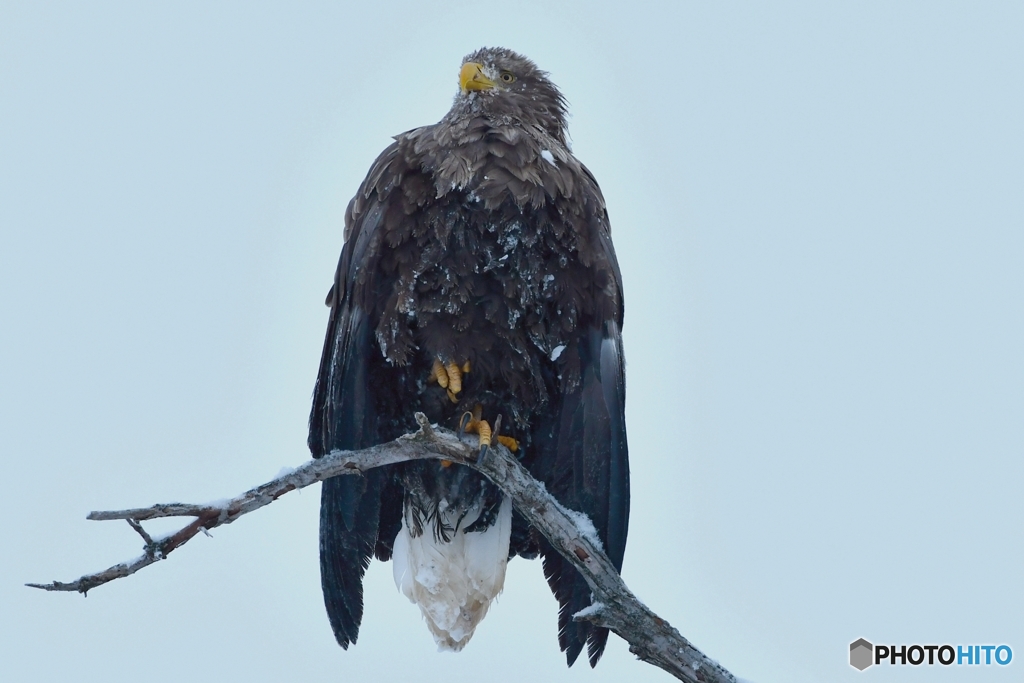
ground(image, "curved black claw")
xmin=458 ymin=411 xmax=474 ymax=438
xmin=476 ymin=443 xmax=490 ymax=464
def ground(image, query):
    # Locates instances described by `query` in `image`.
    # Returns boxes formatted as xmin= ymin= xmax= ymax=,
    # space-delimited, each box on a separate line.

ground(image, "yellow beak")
xmin=460 ymin=62 xmax=495 ymax=93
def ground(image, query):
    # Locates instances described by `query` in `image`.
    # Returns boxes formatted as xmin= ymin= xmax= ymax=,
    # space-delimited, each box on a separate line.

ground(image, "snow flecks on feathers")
xmin=498 ymin=221 xmax=521 ymax=253
xmin=371 ymin=177 xmax=609 ymax=395
xmin=312 ymin=47 xmax=628 ymax=664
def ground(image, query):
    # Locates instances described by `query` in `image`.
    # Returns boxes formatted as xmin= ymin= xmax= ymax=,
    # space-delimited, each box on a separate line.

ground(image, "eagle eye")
xmin=500 ymin=71 xmax=515 ymax=84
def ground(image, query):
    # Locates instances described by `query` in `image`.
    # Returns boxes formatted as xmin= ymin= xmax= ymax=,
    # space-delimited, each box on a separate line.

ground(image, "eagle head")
xmin=455 ymin=47 xmax=569 ymax=145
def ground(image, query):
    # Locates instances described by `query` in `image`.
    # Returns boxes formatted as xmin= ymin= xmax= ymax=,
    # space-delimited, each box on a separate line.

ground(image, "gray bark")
xmin=28 ymin=414 xmax=735 ymax=683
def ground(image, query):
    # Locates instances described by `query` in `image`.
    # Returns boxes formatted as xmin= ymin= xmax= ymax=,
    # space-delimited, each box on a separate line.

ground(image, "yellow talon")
xmin=459 ymin=405 xmax=483 ymax=434
xmin=457 ymin=404 xmax=517 ymax=454
xmin=476 ymin=419 xmax=492 ymax=448
xmin=446 ymin=361 xmax=462 ymax=395
xmin=497 ymin=435 xmax=519 ymax=452
xmin=430 ymin=357 xmax=470 ymax=402
xmin=431 ymin=359 xmax=449 ymax=389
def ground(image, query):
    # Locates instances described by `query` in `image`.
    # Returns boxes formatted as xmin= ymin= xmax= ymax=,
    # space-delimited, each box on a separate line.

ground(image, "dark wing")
xmin=532 ymin=172 xmax=630 ymax=667
xmin=307 ymin=140 xmax=408 ymax=648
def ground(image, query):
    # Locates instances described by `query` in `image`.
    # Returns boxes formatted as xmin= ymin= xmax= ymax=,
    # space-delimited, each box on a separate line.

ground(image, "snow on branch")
xmin=28 ymin=414 xmax=736 ymax=683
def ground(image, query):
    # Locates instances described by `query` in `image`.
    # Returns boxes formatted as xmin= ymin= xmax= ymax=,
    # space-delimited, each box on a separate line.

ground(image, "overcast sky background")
xmin=2 ymin=2 xmax=1022 ymax=682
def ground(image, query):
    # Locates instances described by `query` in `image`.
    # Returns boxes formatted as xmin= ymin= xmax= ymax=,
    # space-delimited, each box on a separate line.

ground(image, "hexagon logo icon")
xmin=850 ymin=638 xmax=874 ymax=671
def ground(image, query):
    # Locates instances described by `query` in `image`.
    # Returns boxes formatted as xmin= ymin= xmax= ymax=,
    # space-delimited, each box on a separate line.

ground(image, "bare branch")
xmin=29 ymin=415 xmax=735 ymax=683
xmin=125 ymin=518 xmax=153 ymax=545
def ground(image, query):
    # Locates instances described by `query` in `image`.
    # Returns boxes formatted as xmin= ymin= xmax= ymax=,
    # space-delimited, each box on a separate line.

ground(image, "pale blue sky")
xmin=2 ymin=2 xmax=1022 ymax=682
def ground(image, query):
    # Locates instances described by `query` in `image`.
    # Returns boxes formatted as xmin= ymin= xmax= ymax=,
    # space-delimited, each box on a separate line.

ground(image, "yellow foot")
xmin=496 ymin=435 xmax=519 ymax=451
xmin=458 ymin=405 xmax=519 ymax=461
xmin=428 ymin=358 xmax=471 ymax=403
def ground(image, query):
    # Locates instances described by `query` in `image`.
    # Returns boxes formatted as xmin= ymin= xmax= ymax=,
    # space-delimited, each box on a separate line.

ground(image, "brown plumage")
xmin=309 ymin=47 xmax=629 ymax=667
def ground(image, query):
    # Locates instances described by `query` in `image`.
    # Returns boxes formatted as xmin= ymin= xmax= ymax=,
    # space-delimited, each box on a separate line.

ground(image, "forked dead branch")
xmin=29 ymin=414 xmax=736 ymax=683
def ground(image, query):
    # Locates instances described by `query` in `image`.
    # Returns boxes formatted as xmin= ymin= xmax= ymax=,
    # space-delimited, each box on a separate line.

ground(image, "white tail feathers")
xmin=392 ymin=495 xmax=513 ymax=651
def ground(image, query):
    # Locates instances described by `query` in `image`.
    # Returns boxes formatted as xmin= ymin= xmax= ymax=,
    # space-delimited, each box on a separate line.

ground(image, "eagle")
xmin=308 ymin=47 xmax=629 ymax=667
